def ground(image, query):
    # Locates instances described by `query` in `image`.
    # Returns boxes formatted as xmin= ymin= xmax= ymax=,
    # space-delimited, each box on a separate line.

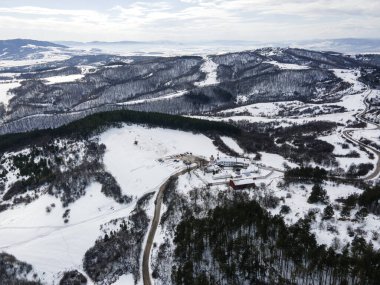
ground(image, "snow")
xmin=235 ymin=95 xmax=248 ymax=104
xmin=220 ymin=136 xmax=244 ymax=154
xmin=0 ymin=182 xmax=135 ymax=284
xmin=331 ymin=69 xmax=366 ymax=92
xmin=350 ymin=128 xmax=380 ymax=144
xmin=0 ymin=52 xmax=70 ymax=68
xmin=216 ymin=108 xmax=355 ymax=129
xmin=266 ymin=181 xmax=380 ymax=250
xmin=67 ymin=42 xmax=259 ymax=58
xmin=0 ymin=124 xmax=222 ymax=283
xmin=112 ymin=274 xmax=139 ymax=285
xmin=319 ymin=132 xmax=374 ymax=171
xmin=221 ymin=101 xmax=281 ymax=117
xmin=195 ymin=56 xmax=219 ymax=87
xmin=332 ymin=91 xmax=366 ymax=111
xmin=264 ymin=60 xmax=310 ymax=70
xmin=258 ymin=152 xmax=298 ymax=170
xmin=214 ymin=68 xmax=371 ymax=131
xmin=99 ymin=124 xmax=220 ymax=197
xmin=44 ymin=74 xmax=84 ymax=84
xmin=117 ymin=90 xmax=187 ymax=106
xmin=21 ymin=44 xmax=39 ymax=49
xmin=0 ymin=81 xmax=20 ymax=107
xmin=221 ymin=90 xmax=366 ymax=121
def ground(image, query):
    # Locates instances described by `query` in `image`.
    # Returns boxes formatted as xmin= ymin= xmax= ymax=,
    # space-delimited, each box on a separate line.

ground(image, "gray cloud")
xmin=0 ymin=0 xmax=378 ymax=41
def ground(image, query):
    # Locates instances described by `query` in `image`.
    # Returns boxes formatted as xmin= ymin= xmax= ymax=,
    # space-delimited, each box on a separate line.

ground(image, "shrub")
xmin=280 ymin=205 xmax=291 ymax=215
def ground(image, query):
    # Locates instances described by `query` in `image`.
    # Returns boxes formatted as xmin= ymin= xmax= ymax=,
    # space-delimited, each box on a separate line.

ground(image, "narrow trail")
xmin=341 ymin=89 xmax=380 ymax=180
xmin=142 ymin=165 xmax=198 ymax=285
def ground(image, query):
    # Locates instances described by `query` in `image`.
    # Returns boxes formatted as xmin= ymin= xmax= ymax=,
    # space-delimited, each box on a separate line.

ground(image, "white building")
xmin=216 ymin=157 xmax=250 ymax=168
xmin=205 ymin=164 xmax=220 ymax=173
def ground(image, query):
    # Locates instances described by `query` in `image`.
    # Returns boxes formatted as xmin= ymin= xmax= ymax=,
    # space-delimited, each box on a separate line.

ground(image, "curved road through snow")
xmin=142 ymin=165 xmax=198 ymax=285
xmin=341 ymin=90 xmax=380 ymax=180
xmin=141 ymin=88 xmax=380 ymax=285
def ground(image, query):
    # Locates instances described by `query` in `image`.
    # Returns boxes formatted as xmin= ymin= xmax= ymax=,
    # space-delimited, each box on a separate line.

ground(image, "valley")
xmin=0 ymin=39 xmax=379 ymax=285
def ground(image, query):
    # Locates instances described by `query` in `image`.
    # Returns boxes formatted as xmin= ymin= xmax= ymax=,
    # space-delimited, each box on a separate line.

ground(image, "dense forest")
xmin=173 ymin=199 xmax=380 ymax=285
xmin=2 ymin=47 xmax=379 ymax=134
xmin=0 ymin=109 xmax=240 ymax=153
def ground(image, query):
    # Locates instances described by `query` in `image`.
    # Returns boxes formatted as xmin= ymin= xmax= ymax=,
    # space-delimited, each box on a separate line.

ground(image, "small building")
xmin=229 ymin=178 xmax=256 ymax=190
xmin=205 ymin=164 xmax=220 ymax=173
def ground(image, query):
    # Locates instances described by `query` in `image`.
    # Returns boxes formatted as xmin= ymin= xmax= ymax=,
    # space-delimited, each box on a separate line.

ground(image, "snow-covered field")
xmin=44 ymin=74 xmax=85 ymax=84
xmin=265 ymin=60 xmax=310 ymax=70
xmin=194 ymin=109 xmax=357 ymax=127
xmin=220 ymin=136 xmax=244 ymax=154
xmin=319 ymin=133 xmax=373 ymax=171
xmin=0 ymin=51 xmax=70 ymax=68
xmin=99 ymin=125 xmax=220 ymax=197
xmin=0 ymin=81 xmax=20 ymax=107
xmin=112 ymin=274 xmax=136 ymax=285
xmin=0 ymin=124 xmax=222 ymax=284
xmin=350 ymin=128 xmax=380 ymax=144
xmin=217 ymin=92 xmax=366 ymax=124
xmin=196 ymin=57 xmax=219 ymax=87
xmin=258 ymin=152 xmax=298 ymax=170
xmin=117 ymin=90 xmax=187 ymax=106
xmin=332 ymin=69 xmax=366 ymax=92
xmin=0 ymin=182 xmax=135 ymax=284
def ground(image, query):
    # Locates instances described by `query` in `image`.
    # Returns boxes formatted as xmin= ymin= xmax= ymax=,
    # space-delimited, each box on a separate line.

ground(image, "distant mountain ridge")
xmin=290 ymin=38 xmax=380 ymax=54
xmin=55 ymin=38 xmax=380 ymax=54
xmin=0 ymin=39 xmax=66 ymax=49
xmin=0 ymin=39 xmax=67 ymax=60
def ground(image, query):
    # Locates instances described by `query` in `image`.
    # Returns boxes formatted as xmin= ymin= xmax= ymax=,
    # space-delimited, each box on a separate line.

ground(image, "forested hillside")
xmin=1 ymin=47 xmax=379 ymax=134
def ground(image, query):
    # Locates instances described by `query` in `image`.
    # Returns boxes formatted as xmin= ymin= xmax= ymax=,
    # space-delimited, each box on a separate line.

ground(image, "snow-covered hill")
xmin=0 ymin=124 xmax=222 ymax=284
xmin=0 ymin=43 xmax=380 ymax=284
xmin=1 ymin=47 xmax=379 ymax=134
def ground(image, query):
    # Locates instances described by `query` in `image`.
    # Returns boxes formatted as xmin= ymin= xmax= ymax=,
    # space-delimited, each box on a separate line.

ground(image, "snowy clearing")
xmin=220 ymin=136 xmax=244 ymax=154
xmin=117 ymin=91 xmax=187 ymax=106
xmin=319 ymin=133 xmax=373 ymax=171
xmin=0 ymin=81 xmax=20 ymax=106
xmin=258 ymin=152 xmax=298 ymax=171
xmin=112 ymin=274 xmax=139 ymax=285
xmin=0 ymin=52 xmax=70 ymax=68
xmin=195 ymin=56 xmax=219 ymax=87
xmin=99 ymin=124 xmax=220 ymax=197
xmin=264 ymin=60 xmax=310 ymax=70
xmin=332 ymin=69 xmax=366 ymax=92
xmin=0 ymin=125 xmax=222 ymax=284
xmin=44 ymin=74 xmax=84 ymax=84
xmin=0 ymin=182 xmax=135 ymax=284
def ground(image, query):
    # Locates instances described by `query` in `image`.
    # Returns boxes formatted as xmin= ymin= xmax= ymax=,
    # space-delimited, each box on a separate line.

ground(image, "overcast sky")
xmin=0 ymin=0 xmax=379 ymax=42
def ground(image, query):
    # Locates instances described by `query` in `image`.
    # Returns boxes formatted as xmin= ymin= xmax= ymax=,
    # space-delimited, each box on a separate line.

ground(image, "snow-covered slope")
xmin=0 ymin=124 xmax=222 ymax=284
xmin=99 ymin=125 xmax=220 ymax=197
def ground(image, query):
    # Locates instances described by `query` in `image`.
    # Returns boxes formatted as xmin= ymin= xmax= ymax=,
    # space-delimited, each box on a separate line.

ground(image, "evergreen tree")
xmin=307 ymin=184 xmax=329 ymax=204
xmin=323 ymin=205 xmax=334 ymax=220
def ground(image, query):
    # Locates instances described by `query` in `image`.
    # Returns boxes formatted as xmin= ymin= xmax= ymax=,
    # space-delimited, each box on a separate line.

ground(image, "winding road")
xmin=341 ymin=90 xmax=380 ymax=180
xmin=142 ymin=165 xmax=198 ymax=285
xmin=141 ymin=88 xmax=380 ymax=285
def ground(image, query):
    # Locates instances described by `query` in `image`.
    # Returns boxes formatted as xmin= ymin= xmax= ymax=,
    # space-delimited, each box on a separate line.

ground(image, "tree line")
xmin=0 ymin=109 xmax=241 ymax=154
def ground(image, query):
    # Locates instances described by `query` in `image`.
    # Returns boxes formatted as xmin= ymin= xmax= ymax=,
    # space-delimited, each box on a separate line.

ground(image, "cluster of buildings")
xmin=205 ymin=154 xmax=258 ymax=190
